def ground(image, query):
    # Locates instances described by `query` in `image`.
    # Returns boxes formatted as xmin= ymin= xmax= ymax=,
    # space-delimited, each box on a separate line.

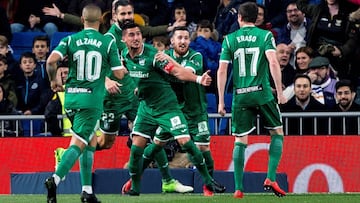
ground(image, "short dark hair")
xmin=20 ymin=52 xmax=36 ymax=63
xmin=115 ymin=0 xmax=133 ymax=11
xmin=32 ymin=35 xmax=50 ymax=47
xmin=335 ymin=79 xmax=355 ymax=92
xmin=120 ymin=20 xmax=138 ymax=31
xmin=238 ymin=2 xmax=258 ymax=23
xmin=294 ymin=74 xmax=311 ymax=85
xmin=197 ymin=20 xmax=214 ymax=32
xmin=170 ymin=26 xmax=189 ymax=38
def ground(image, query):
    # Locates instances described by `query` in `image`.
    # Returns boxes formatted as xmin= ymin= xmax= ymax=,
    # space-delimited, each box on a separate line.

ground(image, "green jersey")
xmin=166 ymin=49 xmax=207 ymax=118
xmin=54 ymin=28 xmax=123 ymax=110
xmin=104 ymin=24 xmax=137 ymax=102
xmin=220 ymin=25 xmax=276 ymax=107
xmin=122 ymin=44 xmax=180 ymax=112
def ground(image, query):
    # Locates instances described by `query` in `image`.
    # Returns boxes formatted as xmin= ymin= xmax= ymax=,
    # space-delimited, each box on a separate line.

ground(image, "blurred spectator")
xmin=256 ymin=0 xmax=291 ymax=31
xmin=294 ymin=46 xmax=315 ymax=75
xmin=0 ymin=6 xmax=12 ymax=42
xmin=214 ymin=0 xmax=244 ymax=41
xmin=152 ymin=35 xmax=170 ymax=51
xmin=277 ymin=2 xmax=311 ymax=66
xmin=130 ymin=0 xmax=168 ymax=26
xmin=255 ymin=4 xmax=278 ymax=39
xmin=274 ymin=43 xmax=296 ymax=100
xmin=297 ymin=0 xmax=358 ymax=79
xmin=280 ymin=74 xmax=327 ymax=135
xmin=32 ymin=35 xmax=50 ymax=84
xmin=0 ymin=83 xmax=19 ymax=137
xmin=0 ymin=54 xmax=17 ymax=107
xmin=307 ymin=56 xmax=337 ymax=108
xmin=331 ymin=79 xmax=360 ymax=134
xmin=44 ymin=60 xmax=69 ymax=136
xmin=173 ymin=0 xmax=220 ymax=23
xmin=0 ymin=35 xmax=21 ymax=78
xmin=275 ymin=43 xmax=296 ymax=89
xmin=10 ymin=0 xmax=61 ymax=38
xmin=170 ymin=4 xmax=197 ymax=37
xmin=190 ymin=19 xmax=221 ymax=93
xmin=15 ymin=52 xmax=51 ymax=115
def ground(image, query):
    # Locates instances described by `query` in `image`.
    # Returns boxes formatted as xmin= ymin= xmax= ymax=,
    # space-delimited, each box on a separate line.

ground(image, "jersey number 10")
xmin=74 ymin=50 xmax=102 ymax=81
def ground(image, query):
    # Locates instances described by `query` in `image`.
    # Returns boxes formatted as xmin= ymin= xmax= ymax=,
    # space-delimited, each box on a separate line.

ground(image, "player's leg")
xmin=260 ymin=101 xmax=286 ymax=197
xmin=189 ymin=119 xmax=226 ymax=195
xmin=97 ymin=102 xmax=124 ymax=150
xmin=231 ymin=107 xmax=257 ymax=198
xmin=45 ymin=109 xmax=94 ymax=202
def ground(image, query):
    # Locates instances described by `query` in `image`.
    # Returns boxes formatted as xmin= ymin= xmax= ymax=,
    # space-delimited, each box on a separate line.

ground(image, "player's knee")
xmin=176 ymin=137 xmax=191 ymax=146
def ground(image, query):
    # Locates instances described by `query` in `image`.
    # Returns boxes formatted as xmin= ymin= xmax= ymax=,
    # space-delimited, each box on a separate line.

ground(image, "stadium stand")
xmin=50 ymin=32 xmax=75 ymax=51
xmin=10 ymin=32 xmax=47 ymax=61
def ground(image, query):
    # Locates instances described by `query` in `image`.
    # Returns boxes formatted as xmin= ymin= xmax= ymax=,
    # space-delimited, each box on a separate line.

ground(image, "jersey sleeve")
xmin=185 ymin=52 xmax=203 ymax=74
xmin=264 ymin=31 xmax=276 ymax=53
xmin=219 ymin=36 xmax=232 ymax=63
xmin=53 ymin=36 xmax=70 ymax=59
xmin=108 ymin=40 xmax=124 ymax=71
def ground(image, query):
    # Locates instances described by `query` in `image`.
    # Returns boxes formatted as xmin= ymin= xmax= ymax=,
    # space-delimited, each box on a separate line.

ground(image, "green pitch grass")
xmin=1 ymin=193 xmax=360 ymax=203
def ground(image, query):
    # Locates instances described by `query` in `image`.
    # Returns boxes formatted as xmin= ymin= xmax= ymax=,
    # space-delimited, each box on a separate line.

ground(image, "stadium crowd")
xmin=0 ymin=0 xmax=360 ymax=137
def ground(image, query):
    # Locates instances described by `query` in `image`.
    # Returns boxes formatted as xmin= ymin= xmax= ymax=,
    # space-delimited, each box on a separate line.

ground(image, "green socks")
xmin=182 ymin=141 xmax=212 ymax=185
xmin=79 ymin=145 xmax=95 ymax=186
xmin=233 ymin=142 xmax=246 ymax=191
xmin=55 ymin=145 xmax=81 ymax=179
xmin=128 ymin=145 xmax=144 ymax=193
xmin=202 ymin=150 xmax=214 ymax=177
xmin=143 ymin=143 xmax=173 ymax=182
xmin=268 ymin=134 xmax=284 ymax=181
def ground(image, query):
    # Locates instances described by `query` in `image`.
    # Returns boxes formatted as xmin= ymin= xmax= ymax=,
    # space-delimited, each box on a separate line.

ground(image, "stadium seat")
xmin=219 ymin=93 xmax=232 ymax=135
xmin=21 ymin=119 xmax=44 ymax=136
xmin=206 ymin=93 xmax=217 ymax=134
xmin=10 ymin=32 xmax=47 ymax=61
xmin=50 ymin=32 xmax=74 ymax=51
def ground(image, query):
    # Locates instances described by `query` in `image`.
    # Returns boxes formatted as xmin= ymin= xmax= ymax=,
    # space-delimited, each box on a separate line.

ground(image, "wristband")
xmin=196 ymin=76 xmax=202 ymax=84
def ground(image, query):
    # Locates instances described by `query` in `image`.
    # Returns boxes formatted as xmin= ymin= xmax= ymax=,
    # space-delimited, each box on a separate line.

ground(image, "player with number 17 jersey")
xmin=220 ymin=26 xmax=276 ymax=107
xmin=52 ymin=28 xmax=124 ymax=111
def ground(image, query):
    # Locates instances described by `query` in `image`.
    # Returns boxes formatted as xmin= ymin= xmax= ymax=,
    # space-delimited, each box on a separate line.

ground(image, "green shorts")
xmin=232 ymin=99 xmax=282 ymax=136
xmin=186 ymin=113 xmax=211 ymax=145
xmin=132 ymin=102 xmax=190 ymax=142
xmin=65 ymin=108 xmax=102 ymax=144
xmin=99 ymin=94 xmax=139 ymax=134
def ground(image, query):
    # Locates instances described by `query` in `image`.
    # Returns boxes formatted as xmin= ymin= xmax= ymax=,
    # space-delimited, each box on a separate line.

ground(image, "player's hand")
xmin=277 ymin=93 xmax=287 ymax=104
xmin=105 ymin=79 xmax=122 ymax=94
xmin=200 ymin=70 xmax=212 ymax=86
xmin=155 ymin=51 xmax=171 ymax=62
xmin=50 ymin=80 xmax=64 ymax=92
xmin=218 ymin=103 xmax=226 ymax=116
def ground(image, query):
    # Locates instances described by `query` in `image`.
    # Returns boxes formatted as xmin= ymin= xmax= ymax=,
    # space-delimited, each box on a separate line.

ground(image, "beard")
xmin=173 ymin=45 xmax=188 ymax=56
xmin=339 ymin=99 xmax=351 ymax=108
xmin=118 ymin=19 xmax=133 ymax=27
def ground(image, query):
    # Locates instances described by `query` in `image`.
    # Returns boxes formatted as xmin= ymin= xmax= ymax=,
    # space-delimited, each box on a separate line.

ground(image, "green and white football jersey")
xmin=166 ymin=49 xmax=207 ymax=118
xmin=122 ymin=44 xmax=180 ymax=112
xmin=104 ymin=23 xmax=137 ymax=103
xmin=220 ymin=25 xmax=276 ymax=107
xmin=53 ymin=28 xmax=123 ymax=110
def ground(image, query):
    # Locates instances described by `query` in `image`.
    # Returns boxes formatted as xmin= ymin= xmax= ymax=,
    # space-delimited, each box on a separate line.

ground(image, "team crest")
xmin=181 ymin=60 xmax=187 ymax=67
xmin=139 ymin=58 xmax=146 ymax=66
xmin=198 ymin=121 xmax=208 ymax=133
xmin=170 ymin=116 xmax=181 ymax=127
